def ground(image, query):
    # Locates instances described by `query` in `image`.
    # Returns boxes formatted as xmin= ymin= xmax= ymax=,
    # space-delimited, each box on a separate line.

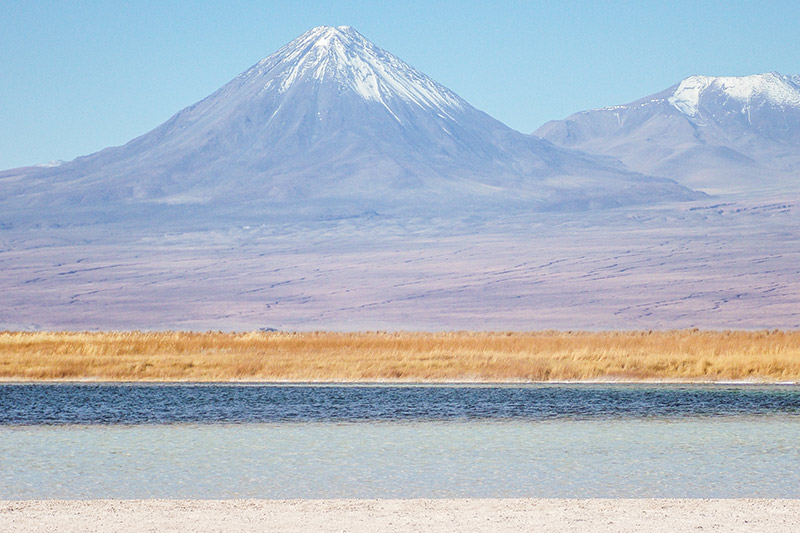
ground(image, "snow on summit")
xmin=668 ymin=73 xmax=800 ymax=117
xmin=242 ymin=26 xmax=465 ymax=115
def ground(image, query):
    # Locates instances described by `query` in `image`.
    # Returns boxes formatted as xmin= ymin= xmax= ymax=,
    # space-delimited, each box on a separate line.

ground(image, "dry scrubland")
xmin=0 ymin=330 xmax=798 ymax=382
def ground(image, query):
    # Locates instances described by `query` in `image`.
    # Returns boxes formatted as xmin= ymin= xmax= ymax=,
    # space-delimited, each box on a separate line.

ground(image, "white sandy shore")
xmin=2 ymin=499 xmax=799 ymax=532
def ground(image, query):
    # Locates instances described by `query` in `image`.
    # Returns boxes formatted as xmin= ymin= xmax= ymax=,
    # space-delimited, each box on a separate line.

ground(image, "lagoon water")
xmin=1 ymin=384 xmax=799 ymax=499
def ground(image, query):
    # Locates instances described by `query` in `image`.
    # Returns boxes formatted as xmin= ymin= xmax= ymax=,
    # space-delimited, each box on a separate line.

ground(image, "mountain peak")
xmin=293 ymin=25 xmax=364 ymax=51
xmin=305 ymin=25 xmax=359 ymax=38
xmin=238 ymin=26 xmax=465 ymax=115
xmin=668 ymin=72 xmax=800 ymax=117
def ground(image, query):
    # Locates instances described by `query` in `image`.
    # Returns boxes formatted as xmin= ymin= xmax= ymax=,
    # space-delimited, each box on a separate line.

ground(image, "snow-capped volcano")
xmin=1 ymin=26 xmax=698 ymax=221
xmin=535 ymin=73 xmax=800 ymax=193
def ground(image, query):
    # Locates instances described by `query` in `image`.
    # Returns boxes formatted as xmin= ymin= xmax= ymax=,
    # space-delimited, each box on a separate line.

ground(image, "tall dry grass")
xmin=0 ymin=330 xmax=798 ymax=382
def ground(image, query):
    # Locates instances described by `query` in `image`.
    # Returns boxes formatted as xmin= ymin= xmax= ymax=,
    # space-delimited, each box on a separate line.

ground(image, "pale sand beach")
xmin=1 ymin=499 xmax=799 ymax=532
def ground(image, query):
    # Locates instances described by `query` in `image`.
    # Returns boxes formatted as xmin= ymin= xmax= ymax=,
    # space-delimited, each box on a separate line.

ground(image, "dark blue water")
xmin=2 ymin=383 xmax=799 ymax=425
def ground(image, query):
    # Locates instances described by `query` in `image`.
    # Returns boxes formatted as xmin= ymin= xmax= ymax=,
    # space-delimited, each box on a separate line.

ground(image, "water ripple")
xmin=2 ymin=383 xmax=799 ymax=425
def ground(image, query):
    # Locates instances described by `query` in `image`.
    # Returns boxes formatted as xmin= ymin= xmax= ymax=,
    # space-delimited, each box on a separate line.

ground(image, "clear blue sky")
xmin=2 ymin=0 xmax=799 ymax=169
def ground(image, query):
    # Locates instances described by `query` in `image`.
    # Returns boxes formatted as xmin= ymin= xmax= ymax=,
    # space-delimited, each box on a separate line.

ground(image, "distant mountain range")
xmin=0 ymin=26 xmax=698 ymax=224
xmin=535 ymin=73 xmax=800 ymax=193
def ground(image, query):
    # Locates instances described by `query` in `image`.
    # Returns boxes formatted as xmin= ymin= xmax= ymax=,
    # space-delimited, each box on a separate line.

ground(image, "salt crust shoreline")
xmin=2 ymin=499 xmax=799 ymax=532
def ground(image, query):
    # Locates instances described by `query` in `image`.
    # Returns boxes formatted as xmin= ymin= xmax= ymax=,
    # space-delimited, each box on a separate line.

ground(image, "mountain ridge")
xmin=534 ymin=72 xmax=800 ymax=193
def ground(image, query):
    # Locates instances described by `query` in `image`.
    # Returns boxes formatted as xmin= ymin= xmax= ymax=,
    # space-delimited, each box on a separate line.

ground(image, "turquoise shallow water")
xmin=1 ymin=384 xmax=799 ymax=499
xmin=2 ymin=416 xmax=799 ymax=499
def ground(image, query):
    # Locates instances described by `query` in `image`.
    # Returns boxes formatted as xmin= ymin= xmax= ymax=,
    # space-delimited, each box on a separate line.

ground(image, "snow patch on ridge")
xmin=36 ymin=160 xmax=65 ymax=168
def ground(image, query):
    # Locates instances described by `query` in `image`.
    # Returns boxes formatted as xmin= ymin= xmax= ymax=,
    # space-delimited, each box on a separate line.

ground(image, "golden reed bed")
xmin=0 ymin=330 xmax=798 ymax=382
